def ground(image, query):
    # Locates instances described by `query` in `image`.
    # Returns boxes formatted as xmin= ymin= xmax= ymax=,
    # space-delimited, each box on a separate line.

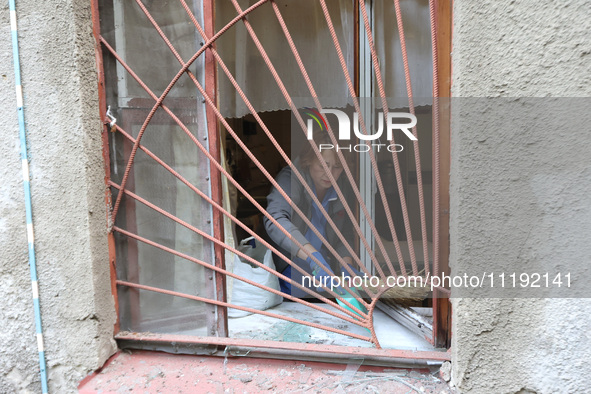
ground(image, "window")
xmin=93 ymin=0 xmax=452 ymax=359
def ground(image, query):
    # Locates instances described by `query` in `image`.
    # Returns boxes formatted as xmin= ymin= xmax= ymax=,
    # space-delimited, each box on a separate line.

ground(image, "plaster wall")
xmin=1 ymin=0 xmax=590 ymax=393
xmin=450 ymin=0 xmax=591 ymax=393
xmin=0 ymin=1 xmax=116 ymax=392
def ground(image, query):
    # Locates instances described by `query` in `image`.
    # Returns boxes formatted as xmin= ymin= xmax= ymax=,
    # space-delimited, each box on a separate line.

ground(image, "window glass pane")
xmin=100 ymin=0 xmax=216 ymax=335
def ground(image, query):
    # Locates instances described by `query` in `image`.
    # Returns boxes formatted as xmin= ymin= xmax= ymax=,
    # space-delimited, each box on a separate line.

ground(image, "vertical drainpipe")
xmin=9 ymin=1 xmax=49 ymax=392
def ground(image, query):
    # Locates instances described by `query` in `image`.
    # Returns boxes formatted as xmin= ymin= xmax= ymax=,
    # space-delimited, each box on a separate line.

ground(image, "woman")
xmin=264 ymin=133 xmax=358 ymax=298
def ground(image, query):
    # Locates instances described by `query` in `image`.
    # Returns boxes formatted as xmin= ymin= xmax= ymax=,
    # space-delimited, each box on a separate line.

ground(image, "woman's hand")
xmin=297 ymin=244 xmax=334 ymax=276
xmin=305 ymin=251 xmax=335 ymax=291
xmin=306 ymin=251 xmax=334 ymax=277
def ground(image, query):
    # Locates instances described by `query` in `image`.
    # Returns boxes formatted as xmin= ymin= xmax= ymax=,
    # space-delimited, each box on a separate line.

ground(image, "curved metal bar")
xmin=365 ymin=284 xmax=400 ymax=350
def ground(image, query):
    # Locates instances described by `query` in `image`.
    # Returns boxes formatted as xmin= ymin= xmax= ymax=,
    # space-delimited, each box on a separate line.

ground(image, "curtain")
xmin=215 ymin=0 xmax=355 ymax=118
xmin=374 ymin=0 xmax=433 ymax=108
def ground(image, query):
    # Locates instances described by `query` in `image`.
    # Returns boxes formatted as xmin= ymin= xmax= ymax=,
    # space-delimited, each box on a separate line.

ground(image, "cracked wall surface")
xmin=0 ymin=1 xmax=116 ymax=392
xmin=450 ymin=0 xmax=591 ymax=393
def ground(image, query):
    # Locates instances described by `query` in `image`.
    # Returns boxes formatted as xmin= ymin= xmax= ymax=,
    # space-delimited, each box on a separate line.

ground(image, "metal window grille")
xmin=91 ymin=0 xmax=452 ymax=358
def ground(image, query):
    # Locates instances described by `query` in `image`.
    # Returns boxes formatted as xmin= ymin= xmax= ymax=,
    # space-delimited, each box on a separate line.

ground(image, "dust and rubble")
xmin=78 ymin=350 xmax=456 ymax=393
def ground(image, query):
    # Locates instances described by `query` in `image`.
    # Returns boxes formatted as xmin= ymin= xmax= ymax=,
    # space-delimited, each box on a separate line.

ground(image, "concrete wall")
xmin=0 ymin=1 xmax=116 ymax=393
xmin=2 ymin=0 xmax=590 ymax=392
xmin=450 ymin=1 xmax=591 ymax=393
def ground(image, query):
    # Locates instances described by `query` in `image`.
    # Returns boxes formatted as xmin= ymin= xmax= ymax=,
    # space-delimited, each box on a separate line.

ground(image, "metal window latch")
xmin=106 ymin=105 xmax=117 ymax=132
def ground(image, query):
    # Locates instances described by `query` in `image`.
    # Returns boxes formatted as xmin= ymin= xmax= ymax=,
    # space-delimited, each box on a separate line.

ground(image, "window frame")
xmin=91 ymin=0 xmax=453 ymax=359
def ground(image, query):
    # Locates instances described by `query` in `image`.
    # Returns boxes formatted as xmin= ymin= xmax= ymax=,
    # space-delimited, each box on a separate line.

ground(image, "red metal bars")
xmin=123 ymin=2 xmax=377 ymax=305
xmin=391 ymin=0 xmax=430 ymax=275
xmin=356 ymin=0 xmax=422 ymax=277
xmin=109 ymin=119 xmax=369 ymax=318
xmin=429 ymin=0 xmax=441 ymax=280
xmin=224 ymin=0 xmax=392 ymax=281
xmin=98 ymin=33 xmax=372 ymax=313
xmin=178 ymin=0 xmax=384 ymax=282
xmin=94 ymin=0 xmax=449 ymax=351
xmin=315 ymin=0 xmax=410 ymax=277
xmin=109 ymin=181 xmax=366 ymax=325
xmin=116 ymin=279 xmax=372 ymax=342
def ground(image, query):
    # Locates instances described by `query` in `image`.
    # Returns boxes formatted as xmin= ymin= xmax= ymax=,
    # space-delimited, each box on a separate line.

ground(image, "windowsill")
xmin=78 ymin=350 xmax=453 ymax=393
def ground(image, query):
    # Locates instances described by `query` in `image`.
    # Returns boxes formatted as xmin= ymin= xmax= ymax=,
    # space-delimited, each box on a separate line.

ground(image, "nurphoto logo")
xmin=303 ymin=108 xmax=417 ymax=153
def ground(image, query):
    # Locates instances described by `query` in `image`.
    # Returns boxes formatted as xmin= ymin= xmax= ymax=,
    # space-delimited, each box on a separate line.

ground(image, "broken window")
xmin=95 ymin=0 xmax=451 ymax=357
